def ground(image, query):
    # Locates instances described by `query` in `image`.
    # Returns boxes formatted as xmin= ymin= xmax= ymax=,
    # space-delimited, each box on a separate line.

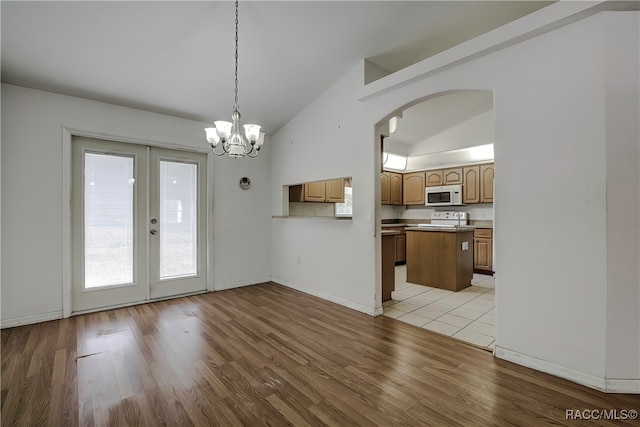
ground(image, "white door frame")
xmin=62 ymin=127 xmax=214 ymax=317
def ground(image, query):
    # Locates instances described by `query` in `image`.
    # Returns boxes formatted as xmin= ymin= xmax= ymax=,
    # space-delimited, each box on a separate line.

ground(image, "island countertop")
xmin=405 ymin=226 xmax=475 ymax=233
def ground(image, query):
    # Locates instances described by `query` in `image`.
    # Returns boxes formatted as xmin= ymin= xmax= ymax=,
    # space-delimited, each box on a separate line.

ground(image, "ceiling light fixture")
xmin=389 ymin=116 xmax=400 ymax=134
xmin=205 ymin=0 xmax=264 ymax=158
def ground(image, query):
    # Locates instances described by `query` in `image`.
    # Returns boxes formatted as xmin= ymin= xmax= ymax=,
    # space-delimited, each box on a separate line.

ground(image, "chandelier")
xmin=205 ymin=0 xmax=264 ymax=158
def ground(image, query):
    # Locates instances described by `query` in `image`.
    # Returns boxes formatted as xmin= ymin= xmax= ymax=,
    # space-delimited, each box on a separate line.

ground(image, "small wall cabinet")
xmin=381 ymin=172 xmax=403 ymax=205
xmin=304 ymin=180 xmax=327 ymax=202
xmin=425 ymin=170 xmax=443 ymax=187
xmin=443 ymin=167 xmax=463 ymax=185
xmin=325 ymin=178 xmax=346 ymax=203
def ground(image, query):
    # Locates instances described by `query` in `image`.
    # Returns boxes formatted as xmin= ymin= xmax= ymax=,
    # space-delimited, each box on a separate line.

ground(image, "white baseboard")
xmin=373 ymin=306 xmax=384 ymax=316
xmin=272 ymin=277 xmax=377 ymax=316
xmin=1 ymin=311 xmax=63 ymax=329
xmin=605 ymin=378 xmax=640 ymax=394
xmin=213 ymin=277 xmax=272 ymax=292
xmin=495 ymin=346 xmax=640 ymax=394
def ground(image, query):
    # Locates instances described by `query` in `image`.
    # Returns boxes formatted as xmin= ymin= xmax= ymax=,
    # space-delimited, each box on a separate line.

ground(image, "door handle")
xmin=150 ymin=229 xmax=158 ymax=235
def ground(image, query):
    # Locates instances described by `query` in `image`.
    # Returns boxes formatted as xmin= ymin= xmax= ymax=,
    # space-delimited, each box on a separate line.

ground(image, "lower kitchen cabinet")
xmin=473 ymin=228 xmax=493 ymax=273
xmin=395 ymin=232 xmax=406 ymax=264
xmin=384 ymin=226 xmax=406 ymax=264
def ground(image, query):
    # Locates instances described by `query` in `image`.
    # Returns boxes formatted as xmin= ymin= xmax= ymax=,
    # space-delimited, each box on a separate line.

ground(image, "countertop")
xmin=380 ymin=230 xmax=403 ymax=236
xmin=382 ymin=221 xmax=493 ymax=229
xmin=405 ymin=226 xmax=475 ymax=233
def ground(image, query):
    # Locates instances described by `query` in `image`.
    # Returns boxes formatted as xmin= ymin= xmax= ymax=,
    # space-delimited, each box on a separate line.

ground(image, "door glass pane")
xmin=159 ymin=161 xmax=197 ymax=279
xmin=84 ymin=153 xmax=134 ymax=288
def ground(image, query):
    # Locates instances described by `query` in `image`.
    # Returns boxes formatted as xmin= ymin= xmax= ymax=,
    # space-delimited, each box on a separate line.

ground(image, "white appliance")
xmin=418 ymin=211 xmax=468 ymax=228
xmin=425 ymin=184 xmax=463 ymax=206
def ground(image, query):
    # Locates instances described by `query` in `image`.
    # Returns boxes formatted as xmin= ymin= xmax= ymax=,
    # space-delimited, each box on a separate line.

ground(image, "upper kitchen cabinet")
xmin=425 ymin=170 xmax=443 ymax=187
xmin=463 ymin=163 xmax=494 ymax=204
xmin=403 ymin=172 xmax=425 ymax=205
xmin=480 ymin=164 xmax=494 ymax=203
xmin=443 ymin=167 xmax=463 ymax=185
xmin=381 ymin=172 xmax=403 ymax=205
xmin=463 ymin=165 xmax=480 ymax=204
xmin=325 ymin=178 xmax=346 ymax=203
xmin=381 ymin=173 xmax=391 ymax=204
xmin=289 ymin=178 xmax=345 ymax=203
xmin=304 ymin=180 xmax=327 ymax=202
xmin=390 ymin=173 xmax=403 ymax=205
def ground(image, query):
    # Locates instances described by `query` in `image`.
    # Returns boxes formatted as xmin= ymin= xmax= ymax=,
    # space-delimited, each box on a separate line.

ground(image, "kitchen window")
xmin=335 ymin=184 xmax=352 ymax=217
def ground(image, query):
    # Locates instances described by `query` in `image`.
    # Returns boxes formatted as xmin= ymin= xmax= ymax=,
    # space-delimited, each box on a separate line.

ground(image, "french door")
xmin=71 ymin=137 xmax=207 ymax=312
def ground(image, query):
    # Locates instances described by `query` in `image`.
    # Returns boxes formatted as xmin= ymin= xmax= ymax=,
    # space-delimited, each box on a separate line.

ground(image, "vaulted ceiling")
xmin=2 ymin=1 xmax=553 ymax=135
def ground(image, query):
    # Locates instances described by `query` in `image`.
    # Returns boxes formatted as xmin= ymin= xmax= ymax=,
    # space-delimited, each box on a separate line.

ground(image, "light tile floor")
xmin=383 ymin=265 xmax=496 ymax=351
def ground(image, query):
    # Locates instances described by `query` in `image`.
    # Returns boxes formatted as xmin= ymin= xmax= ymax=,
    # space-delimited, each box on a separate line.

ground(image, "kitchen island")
xmin=405 ymin=227 xmax=474 ymax=292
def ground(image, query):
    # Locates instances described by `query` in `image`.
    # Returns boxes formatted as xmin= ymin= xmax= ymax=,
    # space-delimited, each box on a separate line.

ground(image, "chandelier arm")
xmin=246 ymin=148 xmax=260 ymax=158
xmin=211 ymin=143 xmax=229 ymax=156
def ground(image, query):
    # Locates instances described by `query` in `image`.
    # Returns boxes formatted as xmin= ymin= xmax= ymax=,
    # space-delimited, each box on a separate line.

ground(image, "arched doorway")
xmin=377 ymin=89 xmax=497 ymax=351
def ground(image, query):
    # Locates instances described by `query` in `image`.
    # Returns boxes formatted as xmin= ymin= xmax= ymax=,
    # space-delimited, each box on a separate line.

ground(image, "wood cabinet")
xmin=380 ymin=173 xmax=391 ymax=204
xmin=473 ymin=228 xmax=493 ymax=273
xmin=403 ymin=172 xmax=425 ymax=205
xmin=443 ymin=167 xmax=463 ymax=185
xmin=480 ymin=164 xmax=494 ymax=203
xmin=425 ymin=170 xmax=443 ymax=187
xmin=290 ymin=178 xmax=345 ymax=203
xmin=325 ymin=178 xmax=345 ymax=203
xmin=304 ymin=180 xmax=327 ymax=202
xmin=463 ymin=165 xmax=480 ymax=204
xmin=463 ymin=163 xmax=493 ymax=204
xmin=381 ymin=172 xmax=403 ymax=205
xmin=390 ymin=173 xmax=403 ymax=205
xmin=385 ymin=226 xmax=407 ymax=264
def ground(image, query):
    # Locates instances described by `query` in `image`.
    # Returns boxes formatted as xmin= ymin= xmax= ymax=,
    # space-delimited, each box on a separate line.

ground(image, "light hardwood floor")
xmin=2 ymin=283 xmax=638 ymax=426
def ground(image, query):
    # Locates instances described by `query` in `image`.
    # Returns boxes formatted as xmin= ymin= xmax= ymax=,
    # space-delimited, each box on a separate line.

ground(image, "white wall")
xmin=270 ymin=11 xmax=639 ymax=391
xmin=270 ymin=65 xmax=378 ymax=314
xmin=1 ymin=84 xmax=271 ymax=326
xmin=603 ymin=13 xmax=640 ymax=386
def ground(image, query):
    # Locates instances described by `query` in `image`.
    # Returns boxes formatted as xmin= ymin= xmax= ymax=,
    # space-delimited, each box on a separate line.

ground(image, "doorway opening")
xmin=71 ymin=136 xmax=208 ymax=313
xmin=377 ymin=90 xmax=496 ymax=351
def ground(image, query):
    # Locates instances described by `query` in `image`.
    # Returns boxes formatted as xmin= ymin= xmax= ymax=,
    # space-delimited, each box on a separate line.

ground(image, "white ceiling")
xmin=1 ymin=1 xmax=552 ymax=135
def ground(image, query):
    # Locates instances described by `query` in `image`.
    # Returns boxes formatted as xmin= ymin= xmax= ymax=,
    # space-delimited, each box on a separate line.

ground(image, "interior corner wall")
xmin=270 ymin=12 xmax=638 ymax=388
xmin=0 ymin=84 xmax=271 ymax=326
xmin=603 ymin=12 xmax=640 ymax=385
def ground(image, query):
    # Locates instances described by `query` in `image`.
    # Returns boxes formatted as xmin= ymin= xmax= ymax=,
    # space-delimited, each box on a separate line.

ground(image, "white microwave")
xmin=425 ymin=185 xmax=463 ymax=206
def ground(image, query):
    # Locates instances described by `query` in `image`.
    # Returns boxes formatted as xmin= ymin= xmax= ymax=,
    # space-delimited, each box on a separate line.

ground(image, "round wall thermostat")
xmin=239 ymin=177 xmax=251 ymax=190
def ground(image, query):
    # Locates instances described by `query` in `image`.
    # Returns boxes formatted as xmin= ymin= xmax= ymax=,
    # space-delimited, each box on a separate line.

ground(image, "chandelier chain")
xmin=234 ymin=0 xmax=239 ymax=110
